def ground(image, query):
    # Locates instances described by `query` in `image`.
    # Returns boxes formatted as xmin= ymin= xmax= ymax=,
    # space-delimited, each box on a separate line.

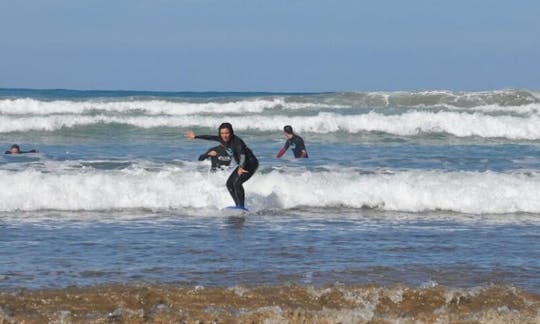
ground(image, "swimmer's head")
xmin=219 ymin=122 xmax=234 ymax=142
xmin=10 ymin=144 xmax=20 ymax=154
xmin=283 ymin=125 xmax=293 ymax=134
xmin=283 ymin=125 xmax=294 ymax=139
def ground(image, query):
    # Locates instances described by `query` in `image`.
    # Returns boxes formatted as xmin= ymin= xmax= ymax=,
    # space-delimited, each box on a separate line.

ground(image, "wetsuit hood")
xmin=218 ymin=122 xmax=235 ymax=142
xmin=284 ymin=125 xmax=293 ymax=134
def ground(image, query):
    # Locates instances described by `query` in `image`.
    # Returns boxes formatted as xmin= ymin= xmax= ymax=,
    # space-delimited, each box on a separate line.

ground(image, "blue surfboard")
xmin=221 ymin=206 xmax=250 ymax=217
xmin=224 ymin=206 xmax=249 ymax=212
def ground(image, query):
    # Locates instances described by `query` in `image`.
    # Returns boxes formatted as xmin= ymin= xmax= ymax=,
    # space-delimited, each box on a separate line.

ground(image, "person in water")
xmin=198 ymin=144 xmax=232 ymax=171
xmin=186 ymin=123 xmax=259 ymax=208
xmin=276 ymin=125 xmax=308 ymax=158
xmin=4 ymin=144 xmax=38 ymax=154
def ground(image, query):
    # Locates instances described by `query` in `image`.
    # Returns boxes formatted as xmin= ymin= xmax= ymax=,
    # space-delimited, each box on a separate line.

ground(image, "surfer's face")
xmin=220 ymin=128 xmax=231 ymax=142
xmin=10 ymin=147 xmax=20 ymax=154
xmin=285 ymin=132 xmax=293 ymax=140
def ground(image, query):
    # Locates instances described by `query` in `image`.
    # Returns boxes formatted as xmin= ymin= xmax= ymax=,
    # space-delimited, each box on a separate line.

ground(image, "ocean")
xmin=0 ymin=88 xmax=539 ymax=322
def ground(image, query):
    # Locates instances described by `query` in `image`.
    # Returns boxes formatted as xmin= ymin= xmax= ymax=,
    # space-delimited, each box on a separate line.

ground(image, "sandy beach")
xmin=1 ymin=284 xmax=539 ymax=323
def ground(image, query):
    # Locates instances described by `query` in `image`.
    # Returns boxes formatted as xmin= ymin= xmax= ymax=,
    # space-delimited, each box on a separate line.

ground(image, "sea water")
xmin=0 ymin=89 xmax=539 ymax=296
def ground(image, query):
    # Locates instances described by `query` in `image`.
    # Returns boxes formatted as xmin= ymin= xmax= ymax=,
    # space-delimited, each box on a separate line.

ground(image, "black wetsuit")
xmin=195 ymin=135 xmax=259 ymax=207
xmin=282 ymin=134 xmax=308 ymax=158
xmin=4 ymin=150 xmax=38 ymax=154
xmin=198 ymin=145 xmax=232 ymax=171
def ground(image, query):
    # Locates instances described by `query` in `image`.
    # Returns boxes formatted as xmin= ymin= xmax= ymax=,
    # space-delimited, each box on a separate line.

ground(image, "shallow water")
xmin=1 ymin=210 xmax=538 ymax=293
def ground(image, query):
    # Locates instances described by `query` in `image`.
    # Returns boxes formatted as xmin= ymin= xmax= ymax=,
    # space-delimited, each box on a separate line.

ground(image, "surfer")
xmin=276 ymin=125 xmax=308 ymax=158
xmin=185 ymin=123 xmax=259 ymax=208
xmin=198 ymin=144 xmax=232 ymax=171
xmin=4 ymin=144 xmax=38 ymax=154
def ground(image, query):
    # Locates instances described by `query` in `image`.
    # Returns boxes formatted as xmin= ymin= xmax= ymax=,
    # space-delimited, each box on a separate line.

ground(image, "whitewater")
xmin=1 ymin=167 xmax=540 ymax=214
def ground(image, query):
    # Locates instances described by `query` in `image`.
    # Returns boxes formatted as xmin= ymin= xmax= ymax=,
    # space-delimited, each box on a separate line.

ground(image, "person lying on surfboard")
xmin=4 ymin=144 xmax=39 ymax=154
xmin=198 ymin=144 xmax=232 ymax=171
xmin=186 ymin=122 xmax=258 ymax=209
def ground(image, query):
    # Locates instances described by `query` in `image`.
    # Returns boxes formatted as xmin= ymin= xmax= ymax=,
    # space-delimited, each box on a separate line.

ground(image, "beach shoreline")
xmin=1 ymin=283 xmax=538 ymax=323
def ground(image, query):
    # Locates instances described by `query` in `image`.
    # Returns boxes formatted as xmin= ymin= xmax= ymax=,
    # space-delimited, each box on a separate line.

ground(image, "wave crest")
xmin=1 ymin=168 xmax=538 ymax=214
xmin=1 ymin=111 xmax=539 ymax=140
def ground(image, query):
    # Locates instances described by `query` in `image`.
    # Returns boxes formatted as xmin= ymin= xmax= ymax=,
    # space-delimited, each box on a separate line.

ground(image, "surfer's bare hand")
xmin=238 ymin=167 xmax=249 ymax=175
xmin=208 ymin=150 xmax=217 ymax=157
xmin=185 ymin=130 xmax=195 ymax=140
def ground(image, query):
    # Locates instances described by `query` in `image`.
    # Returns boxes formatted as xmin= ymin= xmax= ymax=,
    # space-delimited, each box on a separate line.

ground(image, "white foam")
xmin=1 ymin=111 xmax=539 ymax=140
xmin=440 ymin=103 xmax=540 ymax=115
xmin=0 ymin=97 xmax=333 ymax=116
xmin=252 ymin=169 xmax=540 ymax=213
xmin=1 ymin=90 xmax=537 ymax=117
xmin=0 ymin=168 xmax=539 ymax=214
xmin=0 ymin=167 xmax=230 ymax=211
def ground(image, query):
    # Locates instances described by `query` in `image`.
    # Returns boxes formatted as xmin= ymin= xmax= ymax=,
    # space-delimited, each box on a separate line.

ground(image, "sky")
xmin=0 ymin=0 xmax=539 ymax=92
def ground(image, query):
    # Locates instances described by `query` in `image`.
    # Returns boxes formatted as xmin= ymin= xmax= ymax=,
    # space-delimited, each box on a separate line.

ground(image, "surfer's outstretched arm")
xmin=196 ymin=135 xmax=221 ymax=141
xmin=184 ymin=131 xmax=220 ymax=142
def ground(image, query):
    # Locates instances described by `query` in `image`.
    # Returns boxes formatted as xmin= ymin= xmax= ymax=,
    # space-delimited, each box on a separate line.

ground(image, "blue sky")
xmin=1 ymin=0 xmax=538 ymax=92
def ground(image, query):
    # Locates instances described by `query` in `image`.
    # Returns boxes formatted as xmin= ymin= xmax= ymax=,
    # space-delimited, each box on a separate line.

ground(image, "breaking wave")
xmin=1 ymin=111 xmax=539 ymax=140
xmin=1 ymin=167 xmax=539 ymax=214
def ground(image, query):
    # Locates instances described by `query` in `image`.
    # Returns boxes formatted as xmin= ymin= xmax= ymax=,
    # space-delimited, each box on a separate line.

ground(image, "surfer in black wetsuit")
xmin=4 ymin=144 xmax=38 ymax=154
xmin=186 ymin=123 xmax=259 ymax=208
xmin=276 ymin=125 xmax=308 ymax=158
xmin=198 ymin=144 xmax=232 ymax=171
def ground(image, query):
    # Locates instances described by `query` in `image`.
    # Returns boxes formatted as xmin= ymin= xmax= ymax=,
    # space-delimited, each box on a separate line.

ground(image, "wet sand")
xmin=0 ymin=284 xmax=538 ymax=323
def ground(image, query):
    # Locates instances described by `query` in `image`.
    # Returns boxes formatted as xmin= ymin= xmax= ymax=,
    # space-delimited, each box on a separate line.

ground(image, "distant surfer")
xmin=198 ymin=144 xmax=232 ymax=171
xmin=185 ymin=123 xmax=258 ymax=208
xmin=276 ymin=125 xmax=308 ymax=158
xmin=4 ymin=144 xmax=38 ymax=154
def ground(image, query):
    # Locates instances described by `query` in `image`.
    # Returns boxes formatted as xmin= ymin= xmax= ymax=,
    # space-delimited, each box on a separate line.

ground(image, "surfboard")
xmin=224 ymin=206 xmax=249 ymax=212
xmin=221 ymin=206 xmax=249 ymax=217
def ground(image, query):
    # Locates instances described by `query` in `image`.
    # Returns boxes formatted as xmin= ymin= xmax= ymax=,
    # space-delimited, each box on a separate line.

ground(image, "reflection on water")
xmin=225 ymin=216 xmax=246 ymax=229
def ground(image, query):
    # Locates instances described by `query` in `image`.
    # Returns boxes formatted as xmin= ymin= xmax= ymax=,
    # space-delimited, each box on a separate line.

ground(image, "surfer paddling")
xmin=4 ymin=144 xmax=38 ymax=154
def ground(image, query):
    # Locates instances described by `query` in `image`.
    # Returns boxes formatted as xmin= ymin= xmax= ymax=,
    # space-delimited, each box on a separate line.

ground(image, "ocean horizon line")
xmin=0 ymin=87 xmax=328 ymax=98
xmin=1 ymin=87 xmax=538 ymax=95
